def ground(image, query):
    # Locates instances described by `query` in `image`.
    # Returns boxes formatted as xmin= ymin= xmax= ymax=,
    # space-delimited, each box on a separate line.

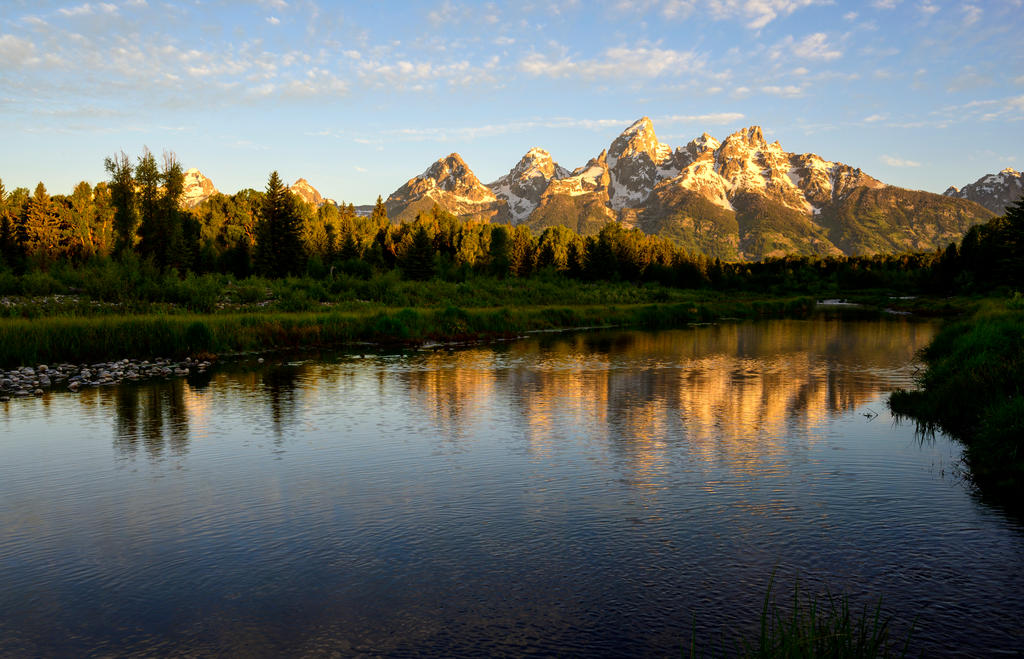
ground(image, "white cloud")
xmin=657 ymin=0 xmax=830 ymax=29
xmin=378 ymin=117 xmax=634 ymax=143
xmin=917 ymin=2 xmax=939 ymax=16
xmin=519 ymin=44 xmax=703 ymax=79
xmin=761 ymin=84 xmax=803 ymax=96
xmin=494 ymin=36 xmax=515 ymax=45
xmin=357 ymin=56 xmax=497 ymax=90
xmin=843 ymin=11 xmax=858 ymax=20
xmin=872 ymin=0 xmax=900 ymax=8
xmin=659 ymin=112 xmax=745 ymax=124
xmin=0 ymin=34 xmax=37 ymax=67
xmin=863 ymin=113 xmax=886 ymax=122
xmin=962 ymin=4 xmax=981 ymax=25
xmin=354 ymin=166 xmax=367 ymax=172
xmin=58 ymin=3 xmax=118 ymax=17
xmin=791 ymin=33 xmax=842 ymax=60
xmin=266 ymin=16 xmax=280 ymax=25
xmin=881 ymin=155 xmax=921 ymax=167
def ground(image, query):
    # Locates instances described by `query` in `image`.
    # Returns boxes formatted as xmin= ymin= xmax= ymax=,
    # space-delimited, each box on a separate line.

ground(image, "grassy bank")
xmin=889 ymin=295 xmax=1024 ymax=506
xmin=0 ymin=296 xmax=817 ymax=368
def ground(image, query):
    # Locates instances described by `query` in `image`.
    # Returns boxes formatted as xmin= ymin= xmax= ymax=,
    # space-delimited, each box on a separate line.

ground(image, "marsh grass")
xmin=0 ymin=295 xmax=817 ymax=367
xmin=888 ymin=298 xmax=1024 ymax=503
xmin=689 ymin=575 xmax=913 ymax=659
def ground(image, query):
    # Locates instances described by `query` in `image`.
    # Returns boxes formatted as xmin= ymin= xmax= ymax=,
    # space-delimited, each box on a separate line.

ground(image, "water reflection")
xmin=85 ymin=318 xmax=936 ymax=461
xmin=6 ymin=317 xmax=1024 ymax=658
xmin=112 ymin=379 xmax=190 ymax=458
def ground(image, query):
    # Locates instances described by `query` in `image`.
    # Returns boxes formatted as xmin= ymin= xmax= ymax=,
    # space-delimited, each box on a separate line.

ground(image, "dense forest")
xmin=1 ymin=150 xmax=1021 ymax=299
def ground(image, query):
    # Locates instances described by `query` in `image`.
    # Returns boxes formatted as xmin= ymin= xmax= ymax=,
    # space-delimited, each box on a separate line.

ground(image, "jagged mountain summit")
xmin=179 ymin=171 xmax=339 ymax=210
xmin=290 ymin=178 xmax=326 ymax=207
xmin=387 ymin=153 xmax=505 ymax=224
xmin=488 ymin=148 xmax=570 ymax=222
xmin=385 ymin=117 xmax=993 ymax=260
xmin=181 ymin=168 xmax=218 ymax=208
xmin=944 ymin=168 xmax=1023 ymax=214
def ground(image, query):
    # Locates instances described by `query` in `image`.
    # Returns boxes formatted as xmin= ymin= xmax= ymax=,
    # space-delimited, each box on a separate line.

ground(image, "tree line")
xmin=1 ymin=150 xmax=1022 ymax=296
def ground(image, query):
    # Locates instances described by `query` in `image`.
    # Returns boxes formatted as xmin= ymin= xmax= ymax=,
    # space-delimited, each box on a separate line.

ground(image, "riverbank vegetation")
xmin=0 ymin=295 xmax=818 ymax=368
xmin=887 ymin=197 xmax=1024 ymax=508
xmin=889 ymin=297 xmax=1024 ymax=508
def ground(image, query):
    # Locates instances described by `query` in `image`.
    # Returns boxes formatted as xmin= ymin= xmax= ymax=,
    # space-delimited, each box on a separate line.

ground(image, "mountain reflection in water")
xmin=3 ymin=318 xmax=1023 ymax=657
xmin=101 ymin=318 xmax=931 ymax=462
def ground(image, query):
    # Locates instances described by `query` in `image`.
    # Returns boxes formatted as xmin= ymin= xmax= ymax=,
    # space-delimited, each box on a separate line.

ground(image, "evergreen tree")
xmin=507 ymin=225 xmax=536 ymax=277
xmin=0 ymin=178 xmax=10 ymax=264
xmin=370 ymin=194 xmax=389 ymax=228
xmin=255 ymin=171 xmax=306 ymax=276
xmin=25 ymin=182 xmax=62 ymax=255
xmin=401 ymin=224 xmax=436 ymax=280
xmin=68 ymin=181 xmax=96 ymax=256
xmin=135 ymin=149 xmax=161 ymax=262
xmin=487 ymin=225 xmax=511 ymax=277
xmin=159 ymin=153 xmax=188 ymax=269
xmin=104 ymin=151 xmax=137 ymax=254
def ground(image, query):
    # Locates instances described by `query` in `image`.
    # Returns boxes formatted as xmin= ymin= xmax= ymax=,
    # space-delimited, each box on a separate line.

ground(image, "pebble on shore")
xmin=0 ymin=358 xmax=213 ymax=400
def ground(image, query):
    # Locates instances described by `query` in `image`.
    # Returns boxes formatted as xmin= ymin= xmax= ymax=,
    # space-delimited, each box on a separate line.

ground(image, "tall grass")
xmin=0 ymin=296 xmax=816 ymax=367
xmin=889 ymin=297 xmax=1024 ymax=507
xmin=689 ymin=575 xmax=913 ymax=658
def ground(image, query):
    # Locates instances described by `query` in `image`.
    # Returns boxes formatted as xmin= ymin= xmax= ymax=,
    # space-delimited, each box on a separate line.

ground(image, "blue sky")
xmin=1 ymin=0 xmax=1022 ymax=204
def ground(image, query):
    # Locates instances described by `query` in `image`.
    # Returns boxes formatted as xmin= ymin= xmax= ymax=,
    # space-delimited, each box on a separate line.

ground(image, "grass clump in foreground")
xmin=888 ymin=295 xmax=1024 ymax=508
xmin=690 ymin=576 xmax=913 ymax=658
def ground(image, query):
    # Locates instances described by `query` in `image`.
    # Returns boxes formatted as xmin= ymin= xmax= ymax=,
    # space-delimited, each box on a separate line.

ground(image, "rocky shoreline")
xmin=0 ymin=358 xmax=214 ymax=402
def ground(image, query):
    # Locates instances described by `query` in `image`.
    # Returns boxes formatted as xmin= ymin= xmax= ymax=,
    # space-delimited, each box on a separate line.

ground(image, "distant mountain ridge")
xmin=181 ymin=171 xmax=336 ymax=209
xmin=385 ymin=117 xmax=993 ymax=260
xmin=944 ymin=168 xmax=1023 ymax=214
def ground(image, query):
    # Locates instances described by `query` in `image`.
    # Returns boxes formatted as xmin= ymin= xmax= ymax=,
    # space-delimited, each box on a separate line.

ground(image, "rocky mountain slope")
xmin=385 ymin=118 xmax=994 ymax=260
xmin=181 ymin=168 xmax=218 ymax=208
xmin=944 ymin=168 xmax=1023 ymax=214
xmin=290 ymin=178 xmax=334 ymax=207
xmin=386 ymin=153 xmax=507 ymax=224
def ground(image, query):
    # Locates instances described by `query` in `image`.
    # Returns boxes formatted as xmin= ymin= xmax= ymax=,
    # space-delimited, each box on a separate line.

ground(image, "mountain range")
xmin=383 ymin=118 xmax=996 ymax=260
xmin=180 ymin=170 xmax=335 ymax=210
xmin=943 ymin=168 xmax=1023 ymax=214
xmin=178 ymin=119 xmax=1015 ymax=261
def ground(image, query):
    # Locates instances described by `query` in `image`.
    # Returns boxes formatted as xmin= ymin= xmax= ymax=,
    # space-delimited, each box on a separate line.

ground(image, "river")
xmin=1 ymin=318 xmax=1022 ymax=656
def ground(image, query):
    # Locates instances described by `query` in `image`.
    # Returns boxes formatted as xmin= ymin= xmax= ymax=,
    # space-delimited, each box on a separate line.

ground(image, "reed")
xmin=0 ymin=296 xmax=817 ymax=367
xmin=689 ymin=575 xmax=913 ymax=658
xmin=889 ymin=297 xmax=1024 ymax=506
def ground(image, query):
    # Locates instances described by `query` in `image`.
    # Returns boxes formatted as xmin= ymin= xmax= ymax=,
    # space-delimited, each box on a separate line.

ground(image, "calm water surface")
xmin=1 ymin=318 xmax=1022 ymax=657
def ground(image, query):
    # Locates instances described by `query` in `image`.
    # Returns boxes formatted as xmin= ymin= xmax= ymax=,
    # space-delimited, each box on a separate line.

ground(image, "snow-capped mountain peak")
xmin=385 ymin=116 xmax=989 ymax=260
xmin=489 ymin=148 xmax=570 ymax=222
xmin=944 ymin=167 xmax=1024 ymax=213
xmin=606 ymin=116 xmax=677 ymax=210
xmin=386 ymin=152 xmax=503 ymax=223
xmin=181 ymin=168 xmax=218 ymax=208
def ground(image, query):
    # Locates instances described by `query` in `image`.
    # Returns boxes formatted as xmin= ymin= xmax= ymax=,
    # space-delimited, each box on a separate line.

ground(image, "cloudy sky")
xmin=1 ymin=0 xmax=1021 ymax=204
